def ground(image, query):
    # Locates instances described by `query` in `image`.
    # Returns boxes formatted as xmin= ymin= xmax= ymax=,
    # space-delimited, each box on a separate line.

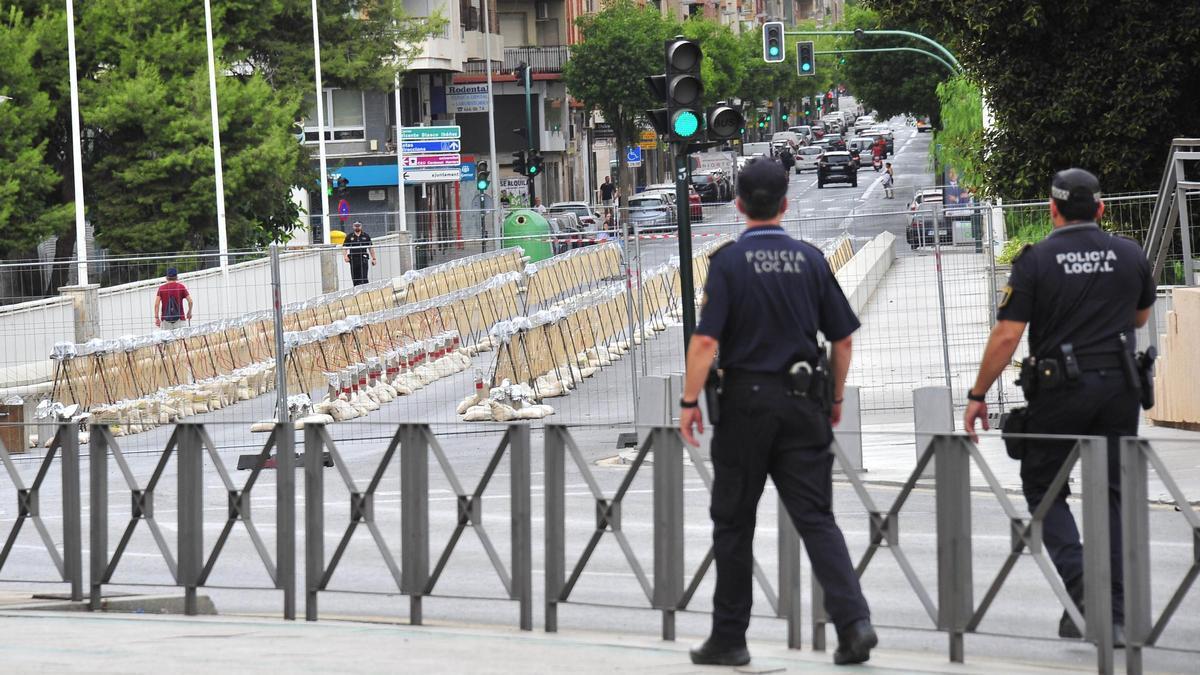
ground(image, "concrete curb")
xmin=1 ymin=594 xmax=217 ymax=615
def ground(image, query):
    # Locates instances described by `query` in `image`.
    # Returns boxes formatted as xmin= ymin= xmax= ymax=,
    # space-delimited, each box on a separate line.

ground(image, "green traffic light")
xmin=528 ymin=166 xmax=539 ymax=175
xmin=673 ymin=110 xmax=700 ymax=137
xmin=801 ymin=63 xmax=811 ymax=72
xmin=477 ymin=179 xmax=489 ymax=190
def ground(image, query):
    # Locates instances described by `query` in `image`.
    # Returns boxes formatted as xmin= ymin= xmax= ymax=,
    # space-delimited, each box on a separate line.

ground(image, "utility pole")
xmin=520 ymin=63 xmax=536 ymax=202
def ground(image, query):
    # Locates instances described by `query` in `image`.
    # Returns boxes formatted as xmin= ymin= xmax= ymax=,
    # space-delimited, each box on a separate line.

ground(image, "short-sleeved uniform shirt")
xmin=997 ymin=222 xmax=1155 ymax=357
xmin=157 ymin=281 xmax=190 ymax=322
xmin=696 ymin=226 xmax=860 ymax=371
xmin=344 ymin=230 xmax=373 ymax=257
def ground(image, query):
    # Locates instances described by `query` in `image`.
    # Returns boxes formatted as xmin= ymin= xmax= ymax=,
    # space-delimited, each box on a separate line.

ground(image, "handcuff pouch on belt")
xmin=787 ymin=345 xmax=834 ymax=414
xmin=1001 ymin=406 xmax=1029 ymax=460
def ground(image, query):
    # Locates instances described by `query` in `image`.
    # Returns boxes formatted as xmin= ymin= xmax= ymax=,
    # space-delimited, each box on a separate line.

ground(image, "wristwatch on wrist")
xmin=967 ymin=389 xmax=987 ymax=403
xmin=679 ymin=398 xmax=699 ymax=409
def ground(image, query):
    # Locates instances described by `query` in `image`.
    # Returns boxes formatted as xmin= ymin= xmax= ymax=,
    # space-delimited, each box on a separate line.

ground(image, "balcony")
xmin=462 ymin=45 xmax=570 ymax=75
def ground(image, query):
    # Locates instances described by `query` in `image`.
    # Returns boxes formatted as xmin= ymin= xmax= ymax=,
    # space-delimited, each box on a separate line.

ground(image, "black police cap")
xmin=1050 ymin=168 xmax=1102 ymax=209
xmin=736 ymin=158 xmax=789 ymax=205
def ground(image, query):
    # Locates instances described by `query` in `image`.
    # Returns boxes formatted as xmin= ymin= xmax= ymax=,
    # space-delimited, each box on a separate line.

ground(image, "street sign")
xmin=446 ymin=84 xmax=490 ymax=113
xmin=592 ymin=122 xmax=615 ymax=139
xmin=403 ymin=168 xmax=462 ymax=183
xmin=337 ymin=199 xmax=350 ymax=222
xmin=402 ymin=153 xmax=460 ymax=168
xmin=401 ymin=126 xmax=461 ymax=140
xmin=638 ymin=130 xmax=657 ymax=150
xmin=626 ymin=146 xmax=642 ymax=163
xmin=460 ymin=162 xmax=477 ymax=182
xmin=401 ymin=139 xmax=461 ymax=154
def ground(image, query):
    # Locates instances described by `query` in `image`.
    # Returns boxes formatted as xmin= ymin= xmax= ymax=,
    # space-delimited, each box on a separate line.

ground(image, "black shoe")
xmin=1059 ymin=612 xmax=1126 ymax=648
xmin=689 ymin=637 xmax=750 ymax=666
xmin=1059 ymin=610 xmax=1083 ymax=639
xmin=834 ymin=620 xmax=878 ymax=665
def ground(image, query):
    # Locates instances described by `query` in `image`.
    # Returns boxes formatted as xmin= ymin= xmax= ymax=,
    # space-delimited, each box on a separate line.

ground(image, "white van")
xmin=741 ymin=141 xmax=772 ymax=157
xmin=771 ymin=131 xmax=800 ymax=149
xmin=788 ymin=125 xmax=813 ymax=141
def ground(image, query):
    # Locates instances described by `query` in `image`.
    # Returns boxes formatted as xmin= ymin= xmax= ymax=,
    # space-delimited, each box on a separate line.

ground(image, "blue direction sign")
xmin=460 ymin=162 xmax=477 ymax=182
xmin=401 ymin=125 xmax=461 ymax=140
xmin=402 ymin=139 xmax=462 ymax=154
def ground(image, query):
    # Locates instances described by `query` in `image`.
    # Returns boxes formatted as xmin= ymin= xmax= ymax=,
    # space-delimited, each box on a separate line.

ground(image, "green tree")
xmin=931 ymin=76 xmax=984 ymax=189
xmin=865 ymin=0 xmax=1200 ymax=198
xmin=680 ymin=17 xmax=744 ymax=106
xmin=732 ymin=20 xmax=839 ymax=131
xmin=563 ymin=0 xmax=676 ymax=204
xmin=0 ymin=0 xmax=442 ymax=294
xmin=0 ymin=6 xmax=71 ymax=263
xmin=835 ymin=4 xmax=947 ymax=125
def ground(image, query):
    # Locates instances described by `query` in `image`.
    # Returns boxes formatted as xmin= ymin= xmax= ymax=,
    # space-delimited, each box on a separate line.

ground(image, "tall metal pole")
xmin=270 ymin=244 xmax=288 ymax=423
xmin=523 ymin=65 xmax=535 ymax=202
xmin=394 ymin=75 xmax=407 ymax=233
xmin=203 ymin=0 xmax=229 ymax=269
xmin=311 ymin=0 xmax=331 ymax=245
xmin=65 ymin=0 xmax=88 ymax=285
xmin=785 ymin=28 xmax=963 ymax=71
xmin=481 ymin=0 xmax=501 ymax=234
xmin=675 ymin=148 xmax=696 ymax=346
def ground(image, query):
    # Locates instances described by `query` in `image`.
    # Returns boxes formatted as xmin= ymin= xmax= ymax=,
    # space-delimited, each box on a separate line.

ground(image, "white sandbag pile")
xmin=458 ymin=378 xmax=555 ymax=422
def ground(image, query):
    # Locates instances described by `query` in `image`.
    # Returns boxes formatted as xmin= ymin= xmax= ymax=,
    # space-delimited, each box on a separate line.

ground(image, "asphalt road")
xmin=631 ymin=119 xmax=935 ymax=269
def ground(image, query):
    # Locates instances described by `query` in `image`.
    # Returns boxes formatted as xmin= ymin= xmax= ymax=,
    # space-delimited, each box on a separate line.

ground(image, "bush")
xmin=998 ymin=216 xmax=1052 ymax=264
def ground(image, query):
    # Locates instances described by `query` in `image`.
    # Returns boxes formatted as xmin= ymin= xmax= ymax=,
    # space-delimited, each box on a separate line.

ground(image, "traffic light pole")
xmin=816 ymin=47 xmax=956 ymax=74
xmin=785 ymin=28 xmax=962 ymax=72
xmin=674 ymin=147 xmax=696 ymax=347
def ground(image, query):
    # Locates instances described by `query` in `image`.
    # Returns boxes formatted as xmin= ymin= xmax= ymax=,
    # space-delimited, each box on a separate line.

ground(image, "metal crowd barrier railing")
xmin=0 ymin=419 xmax=1195 ymax=675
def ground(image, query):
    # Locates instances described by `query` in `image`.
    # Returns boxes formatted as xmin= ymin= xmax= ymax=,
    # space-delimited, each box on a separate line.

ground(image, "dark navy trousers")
xmin=708 ymin=377 xmax=869 ymax=646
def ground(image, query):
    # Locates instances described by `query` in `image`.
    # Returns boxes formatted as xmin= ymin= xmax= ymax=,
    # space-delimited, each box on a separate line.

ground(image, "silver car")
xmin=627 ymin=193 xmax=675 ymax=232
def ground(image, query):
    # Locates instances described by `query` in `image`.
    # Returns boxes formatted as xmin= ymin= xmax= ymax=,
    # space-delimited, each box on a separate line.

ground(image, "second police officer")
xmin=963 ymin=168 xmax=1157 ymax=646
xmin=679 ymin=159 xmax=876 ymax=667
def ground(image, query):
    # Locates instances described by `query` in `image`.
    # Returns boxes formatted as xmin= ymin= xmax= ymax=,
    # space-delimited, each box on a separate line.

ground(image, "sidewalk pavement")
xmin=0 ymin=610 xmax=1101 ymax=674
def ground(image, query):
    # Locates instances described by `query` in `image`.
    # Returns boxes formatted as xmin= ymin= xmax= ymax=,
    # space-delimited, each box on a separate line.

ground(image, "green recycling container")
xmin=501 ymin=209 xmax=553 ymax=262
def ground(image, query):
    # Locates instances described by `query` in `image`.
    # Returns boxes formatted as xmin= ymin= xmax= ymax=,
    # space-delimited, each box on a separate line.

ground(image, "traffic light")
xmin=757 ymin=114 xmax=768 ymax=129
xmin=512 ymin=150 xmax=526 ymax=177
xmin=665 ymin=37 xmax=703 ymax=142
xmin=780 ymin=105 xmax=789 ymax=123
xmin=476 ymin=161 xmax=490 ymax=191
xmin=797 ymin=41 xmax=816 ymax=77
xmin=527 ymin=151 xmax=543 ymax=177
xmin=762 ymin=21 xmax=784 ymax=63
xmin=644 ymin=74 xmax=669 ymax=135
xmin=705 ymin=103 xmax=743 ymax=141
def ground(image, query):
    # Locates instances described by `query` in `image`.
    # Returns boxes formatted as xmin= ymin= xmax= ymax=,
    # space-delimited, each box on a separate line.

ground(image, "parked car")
xmin=908 ymin=188 xmax=944 ymax=212
xmin=794 ymin=146 xmax=824 ymax=173
xmin=906 ymin=205 xmax=950 ymax=249
xmin=817 ymin=151 xmax=858 ymax=188
xmin=627 ymin=193 xmax=676 ymax=231
xmin=546 ymin=211 xmax=598 ymax=253
xmin=691 ymin=170 xmax=731 ymax=202
xmin=548 ymin=201 xmax=600 ymax=229
xmin=645 ymin=183 xmax=703 ymax=222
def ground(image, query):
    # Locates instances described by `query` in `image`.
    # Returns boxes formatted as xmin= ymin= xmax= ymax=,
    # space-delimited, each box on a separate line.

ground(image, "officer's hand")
xmin=964 ymin=400 xmax=989 ymax=443
xmin=154 ymin=318 xmax=161 ymax=327
xmin=344 ymin=255 xmax=350 ymax=263
xmin=830 ymin=402 xmax=842 ymax=426
xmin=371 ymin=259 xmax=377 ymax=266
xmin=680 ymin=407 xmax=704 ymax=447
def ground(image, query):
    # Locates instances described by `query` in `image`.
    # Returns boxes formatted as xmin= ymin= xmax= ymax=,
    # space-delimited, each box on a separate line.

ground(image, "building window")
xmin=303 ymin=89 xmax=366 ymax=142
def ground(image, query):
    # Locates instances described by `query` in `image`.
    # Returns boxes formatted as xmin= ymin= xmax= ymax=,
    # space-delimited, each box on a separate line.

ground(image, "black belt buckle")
xmin=787 ymin=361 xmax=813 ymax=397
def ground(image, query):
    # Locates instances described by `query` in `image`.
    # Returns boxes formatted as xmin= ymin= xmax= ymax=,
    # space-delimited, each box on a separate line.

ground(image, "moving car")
xmin=771 ymin=131 xmax=801 ymax=150
xmin=788 ymin=125 xmax=813 ymax=142
xmin=854 ymin=116 xmax=876 ymax=133
xmin=627 ymin=193 xmax=676 ymax=231
xmin=916 ymin=118 xmax=931 ymax=133
xmin=645 ymin=183 xmax=703 ymax=222
xmin=817 ymin=151 xmax=858 ymax=188
xmin=794 ymin=146 xmax=824 ymax=173
xmin=846 ymin=137 xmax=878 ymax=169
xmin=863 ymin=129 xmax=893 ymax=155
xmin=691 ymin=170 xmax=731 ymax=202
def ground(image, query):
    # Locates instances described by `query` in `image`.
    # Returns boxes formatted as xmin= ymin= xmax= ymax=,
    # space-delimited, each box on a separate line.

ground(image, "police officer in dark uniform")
xmin=963 ymin=168 xmax=1156 ymax=646
xmin=680 ymin=159 xmax=875 ymax=667
xmin=343 ymin=221 xmax=377 ymax=286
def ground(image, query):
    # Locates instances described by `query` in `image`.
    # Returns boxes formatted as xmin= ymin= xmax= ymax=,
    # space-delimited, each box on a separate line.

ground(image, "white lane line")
xmin=860 ymin=173 xmax=886 ymax=200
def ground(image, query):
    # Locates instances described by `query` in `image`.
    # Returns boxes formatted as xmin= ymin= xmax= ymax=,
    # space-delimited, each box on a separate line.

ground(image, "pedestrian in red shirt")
xmin=154 ymin=267 xmax=193 ymax=329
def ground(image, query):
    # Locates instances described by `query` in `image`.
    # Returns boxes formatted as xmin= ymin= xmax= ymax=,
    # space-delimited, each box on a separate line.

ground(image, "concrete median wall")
xmin=835 ymin=231 xmax=897 ymax=315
